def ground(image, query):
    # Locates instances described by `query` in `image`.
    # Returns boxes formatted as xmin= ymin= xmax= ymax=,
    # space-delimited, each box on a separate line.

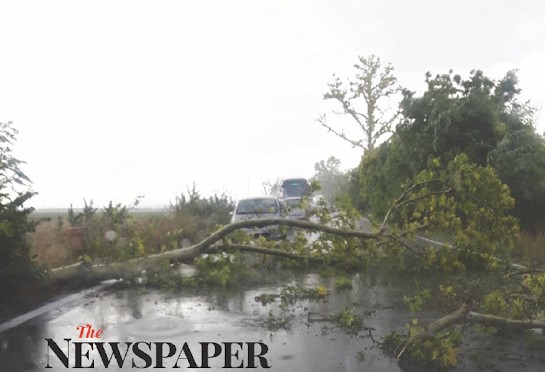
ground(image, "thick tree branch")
xmin=210 ymin=244 xmax=325 ymax=263
xmin=50 ymin=218 xmax=380 ymax=282
xmin=316 ymin=115 xmax=365 ymax=149
xmin=467 ymin=311 xmax=545 ymax=330
xmin=174 ymin=217 xmax=380 ymax=259
xmin=399 ymin=304 xmax=545 ymax=358
xmin=401 ymin=303 xmax=470 ymax=356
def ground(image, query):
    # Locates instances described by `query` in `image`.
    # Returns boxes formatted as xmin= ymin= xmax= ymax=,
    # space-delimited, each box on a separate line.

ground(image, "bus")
xmin=281 ymin=178 xmax=310 ymax=198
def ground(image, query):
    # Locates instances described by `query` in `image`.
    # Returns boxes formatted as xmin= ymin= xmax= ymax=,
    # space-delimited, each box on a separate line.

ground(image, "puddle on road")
xmin=0 ymin=270 xmax=543 ymax=371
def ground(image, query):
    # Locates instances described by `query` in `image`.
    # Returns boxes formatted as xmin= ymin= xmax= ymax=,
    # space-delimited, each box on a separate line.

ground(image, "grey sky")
xmin=1 ymin=0 xmax=544 ymax=208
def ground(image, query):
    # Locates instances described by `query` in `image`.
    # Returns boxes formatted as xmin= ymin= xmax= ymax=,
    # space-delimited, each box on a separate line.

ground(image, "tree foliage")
xmin=386 ymin=154 xmax=518 ymax=256
xmin=62 ymin=186 xmax=235 ymax=264
xmin=169 ymin=184 xmax=234 ymax=240
xmin=316 ymin=55 xmax=400 ymax=152
xmin=0 ymin=122 xmax=43 ymax=306
xmin=311 ymin=156 xmax=347 ymax=206
xmin=488 ymin=126 xmax=545 ymax=232
xmin=359 ymin=69 xmax=545 ymax=232
xmin=262 ymin=177 xmax=283 ymax=198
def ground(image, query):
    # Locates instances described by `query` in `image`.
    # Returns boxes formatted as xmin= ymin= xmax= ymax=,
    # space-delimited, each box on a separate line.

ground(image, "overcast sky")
xmin=1 ymin=0 xmax=544 ymax=208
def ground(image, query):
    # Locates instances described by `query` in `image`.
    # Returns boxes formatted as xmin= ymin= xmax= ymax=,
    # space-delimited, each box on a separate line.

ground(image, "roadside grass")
xmin=29 ymin=192 xmax=233 ymax=269
xmin=512 ymin=230 xmax=545 ymax=265
xmin=30 ymin=209 xmax=174 ymax=268
xmin=5 ymin=202 xmax=226 ymax=322
xmin=30 ymin=217 xmax=74 ymax=268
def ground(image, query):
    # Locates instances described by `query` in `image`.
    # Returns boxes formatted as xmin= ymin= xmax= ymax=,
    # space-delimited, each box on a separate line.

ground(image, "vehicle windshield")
xmin=282 ymin=179 xmax=309 ymax=197
xmin=285 ymin=198 xmax=302 ymax=207
xmin=236 ymin=198 xmax=278 ymax=214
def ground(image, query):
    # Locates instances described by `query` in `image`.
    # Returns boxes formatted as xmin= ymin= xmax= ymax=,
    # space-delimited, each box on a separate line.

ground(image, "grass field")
xmin=28 ymin=207 xmax=545 ymax=270
xmin=29 ymin=208 xmax=169 ymax=268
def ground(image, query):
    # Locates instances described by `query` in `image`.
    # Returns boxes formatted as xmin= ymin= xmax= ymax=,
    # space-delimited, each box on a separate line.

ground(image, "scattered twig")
xmin=368 ymin=328 xmax=381 ymax=345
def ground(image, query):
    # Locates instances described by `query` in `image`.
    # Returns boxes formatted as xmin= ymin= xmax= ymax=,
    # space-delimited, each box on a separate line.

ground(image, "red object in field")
xmin=64 ymin=226 xmax=87 ymax=251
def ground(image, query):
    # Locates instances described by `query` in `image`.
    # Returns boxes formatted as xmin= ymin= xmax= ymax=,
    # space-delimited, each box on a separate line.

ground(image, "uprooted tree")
xmin=48 ymin=153 xmax=545 ymax=369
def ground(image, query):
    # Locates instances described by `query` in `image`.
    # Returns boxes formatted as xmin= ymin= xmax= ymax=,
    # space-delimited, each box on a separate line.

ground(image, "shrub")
xmin=0 ymin=122 xmax=44 ymax=309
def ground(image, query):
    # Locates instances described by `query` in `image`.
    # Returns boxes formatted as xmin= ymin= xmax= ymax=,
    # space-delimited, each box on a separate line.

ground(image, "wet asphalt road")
xmin=1 ymin=216 xmax=544 ymax=372
xmin=1 ymin=271 xmax=411 ymax=372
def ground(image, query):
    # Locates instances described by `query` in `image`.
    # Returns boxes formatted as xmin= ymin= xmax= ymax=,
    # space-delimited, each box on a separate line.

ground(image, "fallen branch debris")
xmin=49 ymin=218 xmax=382 ymax=282
xmin=399 ymin=303 xmax=545 ymax=358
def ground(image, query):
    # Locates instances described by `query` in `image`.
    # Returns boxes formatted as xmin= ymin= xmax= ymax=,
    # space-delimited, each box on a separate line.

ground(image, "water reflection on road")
xmin=0 ymin=271 xmax=410 ymax=371
xmin=1 ymin=270 xmax=542 ymax=371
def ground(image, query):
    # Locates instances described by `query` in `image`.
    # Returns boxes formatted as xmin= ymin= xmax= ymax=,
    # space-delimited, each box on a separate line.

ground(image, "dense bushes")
xmin=358 ymin=70 xmax=545 ymax=233
xmin=169 ymin=184 xmax=234 ymax=243
xmin=37 ymin=186 xmax=235 ymax=264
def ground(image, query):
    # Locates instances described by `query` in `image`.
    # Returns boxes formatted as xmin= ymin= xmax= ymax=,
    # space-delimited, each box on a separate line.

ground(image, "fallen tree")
xmin=49 ymin=217 xmax=383 ymax=282
xmin=45 ymin=155 xmax=545 ymax=370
